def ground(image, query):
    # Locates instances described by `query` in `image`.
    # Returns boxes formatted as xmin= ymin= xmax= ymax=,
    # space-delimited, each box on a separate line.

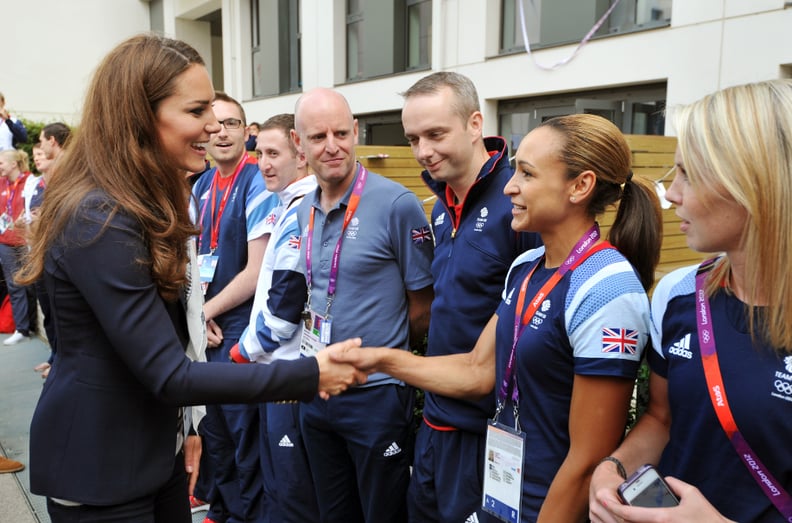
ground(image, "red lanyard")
xmin=199 ymin=154 xmax=248 ymax=253
xmin=499 ymin=225 xmax=608 ymax=406
xmin=305 ymin=164 xmax=367 ymax=312
xmin=695 ymin=260 xmax=792 ymax=520
xmin=3 ymin=174 xmax=23 ymax=216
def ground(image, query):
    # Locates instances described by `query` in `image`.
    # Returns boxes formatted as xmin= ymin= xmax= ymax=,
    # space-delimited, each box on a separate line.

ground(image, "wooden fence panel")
xmin=357 ymin=136 xmax=712 ymax=283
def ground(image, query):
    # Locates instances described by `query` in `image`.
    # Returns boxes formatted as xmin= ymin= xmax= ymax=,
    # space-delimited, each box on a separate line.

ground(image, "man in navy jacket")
xmin=401 ymin=72 xmax=542 ymax=522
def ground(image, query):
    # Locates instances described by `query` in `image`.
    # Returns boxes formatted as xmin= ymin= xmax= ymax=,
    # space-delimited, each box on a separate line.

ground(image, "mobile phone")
xmin=618 ymin=464 xmax=680 ymax=508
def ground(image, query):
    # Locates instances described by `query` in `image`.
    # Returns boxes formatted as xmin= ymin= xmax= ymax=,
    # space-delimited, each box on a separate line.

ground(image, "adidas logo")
xmin=278 ymin=435 xmax=294 ymax=448
xmin=383 ymin=442 xmax=402 ymax=457
xmin=465 ymin=513 xmax=480 ymax=523
xmin=668 ymin=333 xmax=692 ymax=359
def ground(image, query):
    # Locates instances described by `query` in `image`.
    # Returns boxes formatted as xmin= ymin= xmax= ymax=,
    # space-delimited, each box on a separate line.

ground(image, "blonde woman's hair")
xmin=673 ymin=79 xmax=792 ymax=350
xmin=0 ymin=149 xmax=28 ymax=172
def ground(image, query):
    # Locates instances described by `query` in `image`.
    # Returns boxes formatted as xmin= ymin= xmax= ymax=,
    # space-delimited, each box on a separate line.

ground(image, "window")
xmin=501 ymin=0 xmax=671 ymax=53
xmin=251 ymin=0 xmax=301 ymax=97
xmin=499 ymin=83 xmax=667 ymax=152
xmin=407 ymin=0 xmax=432 ymax=70
xmin=357 ymin=111 xmax=405 ymax=145
xmin=346 ymin=0 xmax=431 ymax=82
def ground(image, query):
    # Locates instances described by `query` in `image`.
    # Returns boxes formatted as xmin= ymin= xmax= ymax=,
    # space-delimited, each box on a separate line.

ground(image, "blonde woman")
xmin=590 ymin=80 xmax=792 ymax=523
xmin=0 ymin=148 xmax=32 ymax=345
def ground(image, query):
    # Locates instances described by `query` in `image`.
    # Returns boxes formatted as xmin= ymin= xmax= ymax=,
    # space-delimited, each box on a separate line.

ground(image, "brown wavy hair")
xmin=539 ymin=114 xmax=663 ymax=290
xmin=17 ymin=34 xmax=203 ymax=301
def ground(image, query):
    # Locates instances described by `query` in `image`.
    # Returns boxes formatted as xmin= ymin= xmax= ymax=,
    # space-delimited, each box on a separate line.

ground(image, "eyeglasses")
xmin=218 ymin=118 xmax=243 ymax=130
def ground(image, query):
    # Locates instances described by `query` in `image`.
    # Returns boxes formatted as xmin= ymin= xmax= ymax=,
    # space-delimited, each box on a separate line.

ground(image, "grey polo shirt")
xmin=297 ymin=166 xmax=434 ymax=386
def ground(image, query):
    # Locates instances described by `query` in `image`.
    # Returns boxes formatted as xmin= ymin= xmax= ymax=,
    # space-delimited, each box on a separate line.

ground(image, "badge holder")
xmin=0 ymin=213 xmax=12 ymax=235
xmin=197 ymin=253 xmax=219 ymax=296
xmin=482 ymin=402 xmax=525 ymax=523
xmin=299 ymin=294 xmax=333 ymax=357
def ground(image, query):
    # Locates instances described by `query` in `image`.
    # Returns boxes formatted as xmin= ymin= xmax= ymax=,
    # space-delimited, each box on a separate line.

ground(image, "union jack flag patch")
xmin=265 ymin=212 xmax=277 ymax=225
xmin=411 ymin=226 xmax=432 ymax=245
xmin=288 ymin=235 xmax=301 ymax=250
xmin=601 ymin=327 xmax=638 ymax=354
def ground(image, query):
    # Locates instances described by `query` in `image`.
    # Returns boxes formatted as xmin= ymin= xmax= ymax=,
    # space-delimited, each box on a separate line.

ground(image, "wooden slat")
xmin=633 ymin=152 xmax=676 ymax=168
xmin=625 ymin=135 xmax=677 ymax=153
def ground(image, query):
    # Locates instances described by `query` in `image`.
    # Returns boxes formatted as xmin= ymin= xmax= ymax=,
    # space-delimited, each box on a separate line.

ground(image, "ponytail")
xmin=608 ymin=174 xmax=663 ymax=290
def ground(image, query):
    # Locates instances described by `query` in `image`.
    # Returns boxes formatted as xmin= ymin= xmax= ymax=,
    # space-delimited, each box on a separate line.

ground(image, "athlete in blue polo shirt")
xmin=334 ymin=113 xmax=661 ymax=522
xmin=401 ymin=72 xmax=541 ymax=522
xmin=191 ymin=93 xmax=279 ymax=523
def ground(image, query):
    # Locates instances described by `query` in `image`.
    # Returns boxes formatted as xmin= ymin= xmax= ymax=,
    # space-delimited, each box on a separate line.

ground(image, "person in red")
xmin=0 ymin=149 xmax=32 ymax=345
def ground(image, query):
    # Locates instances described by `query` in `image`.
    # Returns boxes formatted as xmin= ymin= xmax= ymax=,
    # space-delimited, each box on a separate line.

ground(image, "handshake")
xmin=314 ymin=338 xmax=386 ymax=400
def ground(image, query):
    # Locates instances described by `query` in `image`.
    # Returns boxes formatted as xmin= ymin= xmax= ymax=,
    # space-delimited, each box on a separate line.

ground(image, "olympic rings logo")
xmin=701 ymin=330 xmax=711 ymax=344
xmin=774 ymin=380 xmax=792 ymax=395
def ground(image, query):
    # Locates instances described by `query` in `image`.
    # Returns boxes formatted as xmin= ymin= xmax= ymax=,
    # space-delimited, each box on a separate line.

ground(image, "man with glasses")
xmin=191 ymin=92 xmax=279 ymax=523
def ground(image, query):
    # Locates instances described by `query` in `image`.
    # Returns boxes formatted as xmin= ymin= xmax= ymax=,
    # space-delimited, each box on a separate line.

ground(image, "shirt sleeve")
xmin=245 ymin=175 xmax=279 ymax=241
xmin=566 ymin=258 xmax=648 ymax=378
xmin=387 ymin=190 xmax=434 ymax=292
xmin=239 ymin=207 xmax=307 ymax=363
xmin=54 ymin=200 xmax=319 ymax=405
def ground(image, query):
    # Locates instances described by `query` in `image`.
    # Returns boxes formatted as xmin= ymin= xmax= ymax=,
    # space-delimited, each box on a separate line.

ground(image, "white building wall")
xmin=3 ymin=0 xmax=792 ymax=133
xmin=237 ymin=0 xmax=792 ymax=137
xmin=4 ymin=0 xmax=151 ymax=124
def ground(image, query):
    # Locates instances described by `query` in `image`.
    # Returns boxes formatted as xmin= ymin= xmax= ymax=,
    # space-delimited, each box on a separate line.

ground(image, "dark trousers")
xmin=262 ymin=401 xmax=319 ymax=522
xmin=46 ymin=451 xmax=190 ymax=523
xmin=201 ymin=340 xmax=265 ymax=523
xmin=408 ymin=421 xmax=491 ymax=522
xmin=300 ymin=384 xmax=414 ymax=523
xmin=0 ymin=243 xmax=30 ymax=333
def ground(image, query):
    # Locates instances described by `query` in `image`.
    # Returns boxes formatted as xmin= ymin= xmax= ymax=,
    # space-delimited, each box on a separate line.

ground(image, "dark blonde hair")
xmin=674 ymin=80 xmax=792 ymax=350
xmin=18 ymin=34 xmax=204 ymax=301
xmin=540 ymin=114 xmax=663 ymax=290
xmin=0 ymin=149 xmax=28 ymax=173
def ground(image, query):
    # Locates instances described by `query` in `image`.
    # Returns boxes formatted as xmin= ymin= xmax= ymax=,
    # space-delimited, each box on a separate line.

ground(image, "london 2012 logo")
xmin=771 ymin=356 xmax=792 ymax=402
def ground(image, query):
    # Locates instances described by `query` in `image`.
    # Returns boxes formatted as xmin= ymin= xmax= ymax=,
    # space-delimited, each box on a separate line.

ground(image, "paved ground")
xmin=0 ymin=333 xmax=208 ymax=523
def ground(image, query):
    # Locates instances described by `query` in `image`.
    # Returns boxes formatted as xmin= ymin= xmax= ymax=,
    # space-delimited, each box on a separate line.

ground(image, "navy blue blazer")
xmin=29 ymin=192 xmax=318 ymax=505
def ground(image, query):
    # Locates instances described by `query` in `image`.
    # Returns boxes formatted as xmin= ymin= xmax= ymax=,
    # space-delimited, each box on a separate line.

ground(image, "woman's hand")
xmin=315 ymin=338 xmax=368 ymax=399
xmin=593 ymin=476 xmax=736 ymax=523
xmin=589 ymin=457 xmax=630 ymax=523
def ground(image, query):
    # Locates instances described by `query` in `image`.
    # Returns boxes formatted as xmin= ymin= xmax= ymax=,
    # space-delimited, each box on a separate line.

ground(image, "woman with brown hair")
xmin=17 ymin=33 xmax=362 ymax=523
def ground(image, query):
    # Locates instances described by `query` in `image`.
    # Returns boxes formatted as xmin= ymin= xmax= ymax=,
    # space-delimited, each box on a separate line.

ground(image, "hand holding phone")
xmin=618 ymin=464 xmax=680 ymax=508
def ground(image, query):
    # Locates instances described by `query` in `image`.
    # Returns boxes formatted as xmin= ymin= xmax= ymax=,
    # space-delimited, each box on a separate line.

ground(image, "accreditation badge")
xmin=482 ymin=420 xmax=525 ymax=523
xmin=299 ymin=309 xmax=332 ymax=357
xmin=0 ymin=213 xmax=12 ymax=234
xmin=197 ymin=254 xmax=219 ymax=295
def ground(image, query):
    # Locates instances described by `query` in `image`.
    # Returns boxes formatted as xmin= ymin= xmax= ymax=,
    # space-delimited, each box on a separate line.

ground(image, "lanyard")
xmin=305 ymin=164 xmax=368 ymax=313
xmin=498 ymin=224 xmax=605 ymax=409
xmin=4 ymin=175 xmax=21 ymax=216
xmin=695 ymin=261 xmax=792 ymax=521
xmin=198 ymin=153 xmax=248 ymax=253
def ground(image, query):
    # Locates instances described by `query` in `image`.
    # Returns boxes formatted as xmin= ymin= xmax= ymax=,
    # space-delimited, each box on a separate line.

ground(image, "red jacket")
xmin=0 ymin=171 xmax=29 ymax=246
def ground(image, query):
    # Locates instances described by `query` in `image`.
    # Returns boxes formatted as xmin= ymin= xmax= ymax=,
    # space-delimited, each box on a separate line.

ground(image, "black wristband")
xmin=599 ymin=456 xmax=627 ymax=479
